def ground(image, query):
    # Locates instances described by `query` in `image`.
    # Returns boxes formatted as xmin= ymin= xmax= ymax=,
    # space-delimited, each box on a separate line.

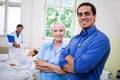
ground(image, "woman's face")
xmin=52 ymin=26 xmax=65 ymax=42
xmin=28 ymin=50 xmax=35 ymax=56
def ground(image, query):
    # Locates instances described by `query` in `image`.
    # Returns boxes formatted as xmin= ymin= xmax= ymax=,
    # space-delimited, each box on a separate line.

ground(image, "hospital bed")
xmin=0 ymin=47 xmax=38 ymax=80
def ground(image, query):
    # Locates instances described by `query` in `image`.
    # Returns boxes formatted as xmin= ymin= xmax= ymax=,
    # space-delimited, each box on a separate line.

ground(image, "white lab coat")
xmin=6 ymin=31 xmax=27 ymax=60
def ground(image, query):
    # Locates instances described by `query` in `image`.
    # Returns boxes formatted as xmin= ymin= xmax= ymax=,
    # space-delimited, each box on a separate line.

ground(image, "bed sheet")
xmin=0 ymin=50 xmax=38 ymax=80
xmin=0 ymin=54 xmax=8 ymax=61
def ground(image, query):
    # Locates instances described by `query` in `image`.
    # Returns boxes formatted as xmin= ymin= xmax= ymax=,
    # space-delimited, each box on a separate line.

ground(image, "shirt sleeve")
xmin=37 ymin=44 xmax=46 ymax=59
xmin=74 ymin=35 xmax=110 ymax=73
xmin=59 ymin=37 xmax=74 ymax=68
xmin=59 ymin=47 xmax=69 ymax=68
xmin=20 ymin=56 xmax=33 ymax=69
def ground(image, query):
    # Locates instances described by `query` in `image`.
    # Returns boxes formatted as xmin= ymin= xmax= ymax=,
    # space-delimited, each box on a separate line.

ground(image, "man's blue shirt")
xmin=59 ymin=26 xmax=110 ymax=80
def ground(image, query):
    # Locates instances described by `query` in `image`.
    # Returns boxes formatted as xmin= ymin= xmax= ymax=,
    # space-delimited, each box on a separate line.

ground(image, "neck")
xmin=54 ymin=40 xmax=62 ymax=50
xmin=82 ymin=25 xmax=95 ymax=32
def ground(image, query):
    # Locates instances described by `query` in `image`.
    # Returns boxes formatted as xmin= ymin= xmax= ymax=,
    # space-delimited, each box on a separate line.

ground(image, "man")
xmin=59 ymin=2 xmax=110 ymax=80
xmin=6 ymin=24 xmax=27 ymax=60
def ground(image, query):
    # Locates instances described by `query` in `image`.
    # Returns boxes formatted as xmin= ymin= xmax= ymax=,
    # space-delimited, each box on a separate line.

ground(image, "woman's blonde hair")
xmin=51 ymin=21 xmax=65 ymax=32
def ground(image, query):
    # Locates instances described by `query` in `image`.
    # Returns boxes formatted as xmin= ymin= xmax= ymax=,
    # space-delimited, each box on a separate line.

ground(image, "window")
xmin=0 ymin=0 xmax=21 ymax=35
xmin=45 ymin=0 xmax=76 ymax=38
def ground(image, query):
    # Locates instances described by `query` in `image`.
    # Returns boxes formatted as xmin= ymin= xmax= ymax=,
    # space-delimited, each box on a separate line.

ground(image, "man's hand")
xmin=65 ymin=55 xmax=74 ymax=65
xmin=63 ymin=55 xmax=75 ymax=73
xmin=13 ymin=42 xmax=20 ymax=48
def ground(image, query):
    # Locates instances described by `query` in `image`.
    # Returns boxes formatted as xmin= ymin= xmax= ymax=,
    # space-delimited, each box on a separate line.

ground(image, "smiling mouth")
xmin=81 ymin=21 xmax=88 ymax=25
xmin=81 ymin=19 xmax=89 ymax=23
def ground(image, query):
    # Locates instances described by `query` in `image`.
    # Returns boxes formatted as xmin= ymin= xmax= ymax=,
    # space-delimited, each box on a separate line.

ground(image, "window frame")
xmin=0 ymin=0 xmax=21 ymax=36
xmin=43 ymin=0 xmax=77 ymax=39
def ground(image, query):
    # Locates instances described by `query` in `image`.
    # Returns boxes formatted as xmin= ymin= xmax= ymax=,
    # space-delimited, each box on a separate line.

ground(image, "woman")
xmin=35 ymin=22 xmax=67 ymax=80
xmin=6 ymin=49 xmax=38 ymax=67
xmin=0 ymin=49 xmax=38 ymax=80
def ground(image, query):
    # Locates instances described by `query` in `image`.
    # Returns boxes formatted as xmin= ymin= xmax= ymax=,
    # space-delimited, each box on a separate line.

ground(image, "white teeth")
xmin=82 ymin=22 xmax=87 ymax=24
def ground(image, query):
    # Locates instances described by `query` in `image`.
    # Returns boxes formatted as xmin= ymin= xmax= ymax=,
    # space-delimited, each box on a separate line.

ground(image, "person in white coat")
xmin=6 ymin=24 xmax=27 ymax=60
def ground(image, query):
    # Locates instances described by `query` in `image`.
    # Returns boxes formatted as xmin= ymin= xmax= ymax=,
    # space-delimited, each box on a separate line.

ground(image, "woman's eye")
xmin=54 ymin=30 xmax=57 ymax=32
xmin=59 ymin=30 xmax=63 ymax=32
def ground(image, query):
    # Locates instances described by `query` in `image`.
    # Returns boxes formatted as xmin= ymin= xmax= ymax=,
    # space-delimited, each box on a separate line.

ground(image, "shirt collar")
xmin=47 ymin=40 xmax=66 ymax=49
xmin=79 ymin=25 xmax=97 ymax=37
xmin=16 ymin=31 xmax=20 ymax=37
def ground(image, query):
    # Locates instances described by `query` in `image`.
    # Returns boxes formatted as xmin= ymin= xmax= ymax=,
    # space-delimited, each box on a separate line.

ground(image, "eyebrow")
xmin=77 ymin=11 xmax=91 ymax=16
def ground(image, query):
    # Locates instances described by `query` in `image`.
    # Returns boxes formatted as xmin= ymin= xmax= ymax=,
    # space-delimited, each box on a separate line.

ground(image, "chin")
xmin=81 ymin=27 xmax=90 ymax=31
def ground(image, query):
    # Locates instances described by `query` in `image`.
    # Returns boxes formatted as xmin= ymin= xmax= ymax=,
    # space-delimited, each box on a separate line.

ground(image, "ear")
xmin=94 ymin=15 xmax=96 ymax=19
xmin=51 ymin=30 xmax=54 ymax=36
xmin=93 ymin=15 xmax=96 ymax=22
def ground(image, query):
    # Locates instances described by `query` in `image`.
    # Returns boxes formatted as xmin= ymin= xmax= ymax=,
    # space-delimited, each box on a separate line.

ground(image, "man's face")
xmin=77 ymin=6 xmax=96 ymax=31
xmin=16 ymin=27 xmax=23 ymax=33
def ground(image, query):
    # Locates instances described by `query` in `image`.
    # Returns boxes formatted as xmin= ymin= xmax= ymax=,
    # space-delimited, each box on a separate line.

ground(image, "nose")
xmin=81 ymin=14 xmax=86 ymax=19
xmin=56 ymin=31 xmax=61 ymax=34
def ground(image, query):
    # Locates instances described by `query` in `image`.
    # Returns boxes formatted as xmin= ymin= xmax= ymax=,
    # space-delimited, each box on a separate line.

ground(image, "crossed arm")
xmin=63 ymin=55 xmax=76 ymax=73
xmin=35 ymin=58 xmax=66 ymax=75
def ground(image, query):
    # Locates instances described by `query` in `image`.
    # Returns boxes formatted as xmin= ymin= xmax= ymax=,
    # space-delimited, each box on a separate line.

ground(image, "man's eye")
xmin=77 ymin=13 xmax=82 ymax=17
xmin=85 ymin=12 xmax=90 ymax=16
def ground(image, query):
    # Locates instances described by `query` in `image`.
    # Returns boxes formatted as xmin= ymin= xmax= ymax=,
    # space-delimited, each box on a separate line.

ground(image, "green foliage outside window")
xmin=46 ymin=7 xmax=73 ymax=38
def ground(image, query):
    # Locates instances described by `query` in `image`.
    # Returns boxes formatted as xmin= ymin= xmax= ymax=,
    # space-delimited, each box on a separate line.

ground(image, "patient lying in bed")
xmin=0 ymin=49 xmax=38 ymax=80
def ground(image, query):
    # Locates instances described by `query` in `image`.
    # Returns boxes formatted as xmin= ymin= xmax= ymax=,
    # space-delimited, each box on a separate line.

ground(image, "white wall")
xmin=77 ymin=0 xmax=120 ymax=37
xmin=20 ymin=0 xmax=120 ymax=48
xmin=21 ymin=0 xmax=46 ymax=48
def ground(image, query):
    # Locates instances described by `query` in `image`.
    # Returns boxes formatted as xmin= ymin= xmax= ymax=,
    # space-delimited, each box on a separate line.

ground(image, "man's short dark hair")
xmin=16 ymin=24 xmax=24 ymax=28
xmin=77 ymin=2 xmax=96 ymax=16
